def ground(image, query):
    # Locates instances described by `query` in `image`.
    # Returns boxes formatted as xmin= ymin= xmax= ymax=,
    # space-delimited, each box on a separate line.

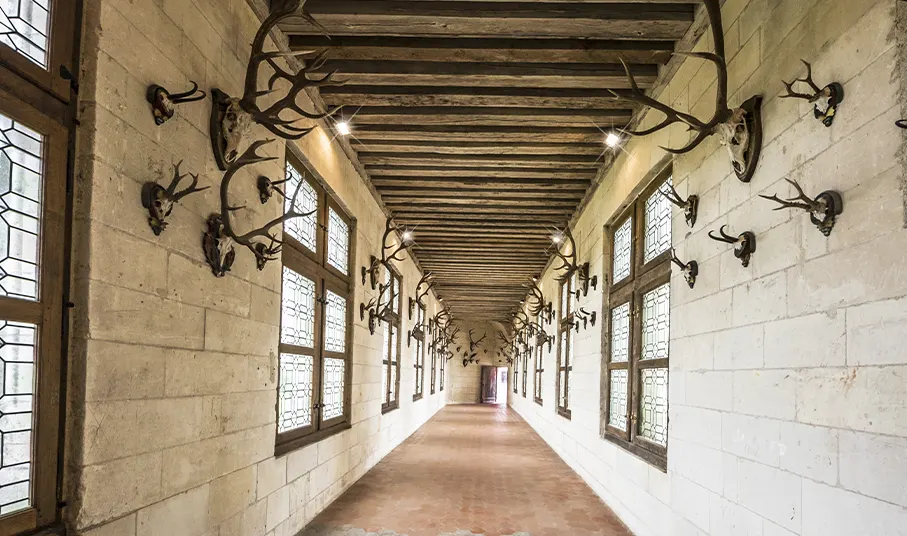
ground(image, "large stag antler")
xmin=759 ymin=178 xmax=821 ymax=212
xmin=239 ymin=0 xmax=343 ymax=140
xmin=218 ymin=140 xmax=317 ymax=269
xmin=658 ymin=180 xmax=699 ymax=227
xmin=779 ymin=60 xmax=844 ymax=127
xmin=759 ymin=178 xmax=843 ymax=236
xmin=613 ymin=0 xmax=763 ymax=182
xmin=551 ymin=226 xmax=579 ymax=282
xmin=468 ymin=330 xmax=487 ymax=353
xmin=408 ymin=272 xmax=435 ymax=320
xmin=362 ymin=217 xmax=414 ymax=288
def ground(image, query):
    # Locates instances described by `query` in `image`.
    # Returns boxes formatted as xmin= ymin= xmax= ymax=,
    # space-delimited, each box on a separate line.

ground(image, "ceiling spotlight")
xmin=402 ymin=230 xmax=413 ymax=242
xmin=551 ymin=234 xmax=563 ymax=244
xmin=336 ymin=121 xmax=351 ymax=136
xmin=605 ymin=132 xmax=622 ymax=148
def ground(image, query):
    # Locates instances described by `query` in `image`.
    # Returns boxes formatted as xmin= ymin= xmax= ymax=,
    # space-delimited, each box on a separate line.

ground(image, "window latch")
xmin=316 ymin=295 xmax=328 ymax=305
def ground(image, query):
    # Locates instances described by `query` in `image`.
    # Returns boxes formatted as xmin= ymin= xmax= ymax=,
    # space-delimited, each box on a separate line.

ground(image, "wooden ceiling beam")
xmin=382 ymin=189 xmax=587 ymax=200
xmin=346 ymin=106 xmax=632 ymax=128
xmin=359 ymin=152 xmax=601 ymax=167
xmin=367 ymin=166 xmax=595 ymax=179
xmin=372 ymin=178 xmax=591 ymax=189
xmin=320 ymin=85 xmax=633 ymax=109
xmin=352 ymin=139 xmax=604 ymax=156
xmin=288 ymin=36 xmax=673 ymax=64
xmin=281 ymin=2 xmax=695 ymax=39
xmin=352 ymin=124 xmax=609 ymax=143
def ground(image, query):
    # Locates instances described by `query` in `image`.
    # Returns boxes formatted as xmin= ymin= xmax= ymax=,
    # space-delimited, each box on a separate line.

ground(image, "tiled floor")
xmin=300 ymin=404 xmax=632 ymax=536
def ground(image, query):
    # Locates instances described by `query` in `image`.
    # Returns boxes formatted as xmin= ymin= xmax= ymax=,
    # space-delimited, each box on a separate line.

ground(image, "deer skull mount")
xmin=780 ymin=60 xmax=844 ymax=128
xmin=204 ymin=139 xmax=318 ymax=274
xmin=407 ymin=323 xmax=425 ymax=349
xmin=141 ymin=161 xmax=209 ymax=236
xmin=208 ymin=1 xmax=342 ymax=170
xmin=659 ymin=181 xmax=699 ymax=228
xmin=525 ymin=279 xmax=553 ymax=325
xmin=202 ymin=214 xmax=236 ymax=277
xmin=573 ymin=263 xmax=598 ymax=300
xmin=146 ymin=82 xmax=206 ymax=126
xmin=551 ymin=226 xmax=580 ymax=283
xmin=615 ymin=0 xmax=763 ymax=184
xmin=709 ymin=225 xmax=756 ymax=267
xmin=257 ymin=176 xmax=291 ymax=204
xmin=759 ymin=179 xmax=843 ymax=236
xmin=408 ymin=272 xmax=435 ymax=320
xmin=575 ymin=308 xmax=597 ymax=331
xmin=362 ymin=217 xmax=413 ymax=290
xmin=360 ymin=282 xmax=396 ymax=336
xmin=670 ymin=248 xmax=699 ymax=289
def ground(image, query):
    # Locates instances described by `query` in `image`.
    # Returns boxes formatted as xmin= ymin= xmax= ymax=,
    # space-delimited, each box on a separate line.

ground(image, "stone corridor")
xmin=301 ymin=405 xmax=631 ymax=536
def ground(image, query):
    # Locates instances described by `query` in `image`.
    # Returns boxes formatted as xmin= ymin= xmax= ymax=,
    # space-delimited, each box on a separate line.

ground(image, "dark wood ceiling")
xmin=282 ymin=1 xmax=699 ymax=321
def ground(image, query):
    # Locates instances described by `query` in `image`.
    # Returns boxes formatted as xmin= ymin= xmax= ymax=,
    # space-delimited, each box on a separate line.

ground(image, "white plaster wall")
xmin=509 ymin=1 xmax=907 ymax=535
xmin=67 ymin=0 xmax=447 ymax=534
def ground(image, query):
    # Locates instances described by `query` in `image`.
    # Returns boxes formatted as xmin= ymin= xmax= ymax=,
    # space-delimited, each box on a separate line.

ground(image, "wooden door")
xmin=481 ymin=366 xmax=497 ymax=403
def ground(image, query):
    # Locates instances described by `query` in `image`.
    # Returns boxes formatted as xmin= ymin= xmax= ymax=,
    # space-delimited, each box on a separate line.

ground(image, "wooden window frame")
xmin=276 ymin=151 xmax=354 ymax=456
xmin=534 ymin=317 xmax=544 ymax=405
xmin=521 ymin=344 xmax=528 ymax=398
xmin=429 ymin=320 xmax=436 ymax=395
xmin=381 ymin=265 xmax=403 ymax=414
xmin=555 ymin=276 xmax=574 ymax=419
xmin=602 ymin=168 xmax=673 ymax=471
xmin=512 ymin=349 xmax=519 ymax=395
xmin=439 ymin=341 xmax=445 ymax=392
xmin=413 ymin=303 xmax=425 ymax=401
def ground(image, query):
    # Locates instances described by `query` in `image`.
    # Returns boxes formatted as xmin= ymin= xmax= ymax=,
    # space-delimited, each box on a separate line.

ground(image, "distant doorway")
xmin=495 ymin=368 xmax=508 ymax=404
xmin=481 ymin=366 xmax=510 ymax=404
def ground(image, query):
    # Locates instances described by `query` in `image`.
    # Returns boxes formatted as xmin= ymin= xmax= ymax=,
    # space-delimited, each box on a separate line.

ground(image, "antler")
xmin=168 ymin=81 xmax=206 ymax=104
xmin=708 ymin=224 xmax=740 ymax=244
xmin=167 ymin=161 xmax=210 ymax=201
xmin=669 ymin=248 xmax=687 ymax=269
xmin=381 ymin=217 xmax=413 ymax=265
xmin=657 ymin=181 xmax=686 ymax=208
xmin=552 ymin=226 xmax=578 ymax=281
xmin=239 ymin=0 xmax=343 ymax=140
xmin=780 ymin=60 xmax=823 ymax=102
xmin=759 ymin=179 xmax=820 ymax=212
xmin=219 ymin=140 xmax=318 ymax=265
xmin=524 ymin=278 xmax=547 ymax=317
xmin=613 ymin=0 xmax=732 ymax=154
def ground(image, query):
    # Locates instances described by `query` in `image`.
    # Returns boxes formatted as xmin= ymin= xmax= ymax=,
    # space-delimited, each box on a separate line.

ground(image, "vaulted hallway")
xmin=302 ymin=405 xmax=630 ymax=536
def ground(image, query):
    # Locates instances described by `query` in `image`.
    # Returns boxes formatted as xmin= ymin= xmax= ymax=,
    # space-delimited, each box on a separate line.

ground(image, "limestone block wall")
xmin=66 ymin=0 xmax=447 ymax=534
xmin=509 ymin=1 xmax=907 ymax=535
xmin=446 ymin=321 xmax=501 ymax=404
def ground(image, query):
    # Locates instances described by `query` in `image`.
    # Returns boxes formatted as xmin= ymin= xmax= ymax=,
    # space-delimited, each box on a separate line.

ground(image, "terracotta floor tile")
xmin=299 ymin=404 xmax=633 ymax=536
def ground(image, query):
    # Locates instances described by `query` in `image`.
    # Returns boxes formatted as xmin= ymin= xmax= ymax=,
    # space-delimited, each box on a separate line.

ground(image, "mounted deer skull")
xmin=575 ymin=308 xmax=597 ymax=331
xmin=360 ymin=281 xmax=396 ymax=336
xmin=658 ymin=181 xmax=699 ymax=228
xmin=525 ymin=279 xmax=554 ymax=324
xmin=209 ymin=0 xmax=343 ymax=169
xmin=670 ymin=248 xmax=699 ymax=289
xmin=362 ymin=217 xmax=414 ymax=290
xmin=257 ymin=175 xmax=291 ymax=204
xmin=780 ymin=60 xmax=844 ymax=127
xmin=203 ymin=139 xmax=318 ymax=274
xmin=142 ymin=161 xmax=209 ymax=236
xmin=573 ymin=264 xmax=598 ymax=300
xmin=708 ymin=225 xmax=756 ymax=267
xmin=759 ymin=178 xmax=843 ymax=236
xmin=467 ymin=329 xmax=487 ymax=354
xmin=408 ymin=272 xmax=435 ymax=320
xmin=146 ymin=82 xmax=206 ymax=126
xmin=614 ymin=0 xmax=764 ymax=183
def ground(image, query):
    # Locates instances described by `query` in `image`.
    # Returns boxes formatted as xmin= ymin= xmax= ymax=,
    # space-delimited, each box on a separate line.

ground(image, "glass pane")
xmin=612 ymin=217 xmax=632 ymax=284
xmin=0 ymin=113 xmax=43 ymax=301
xmin=324 ymin=290 xmax=346 ymax=353
xmin=0 ymin=320 xmax=36 ymax=515
xmin=283 ymin=161 xmax=318 ymax=252
xmin=382 ymin=321 xmax=390 ymax=402
xmin=640 ymin=368 xmax=669 ymax=446
xmin=0 ymin=0 xmax=50 ymax=68
xmin=560 ymin=281 xmax=568 ymax=317
xmin=280 ymin=267 xmax=315 ymax=348
xmin=644 ymin=177 xmax=673 ymax=263
xmin=277 ymin=353 xmax=312 ymax=433
xmin=321 ymin=357 xmax=344 ymax=420
xmin=608 ymin=370 xmax=628 ymax=430
xmin=610 ymin=302 xmax=630 ymax=363
xmin=641 ymin=283 xmax=670 ymax=361
xmin=559 ymin=369 xmax=566 ymax=408
xmin=390 ymin=325 xmax=398 ymax=402
xmin=326 ymin=208 xmax=349 ymax=275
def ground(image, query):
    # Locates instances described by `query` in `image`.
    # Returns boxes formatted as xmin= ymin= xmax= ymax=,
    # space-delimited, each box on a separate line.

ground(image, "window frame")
xmin=602 ymin=167 xmax=673 ymax=470
xmin=381 ymin=264 xmax=403 ymax=414
xmin=429 ymin=319 xmax=437 ymax=395
xmin=413 ymin=302 xmax=425 ymax=401
xmin=555 ymin=275 xmax=574 ymax=419
xmin=439 ymin=336 xmax=445 ymax=392
xmin=534 ymin=317 xmax=544 ymax=406
xmin=275 ymin=150 xmax=354 ymax=456
xmin=521 ymin=342 xmax=529 ymax=398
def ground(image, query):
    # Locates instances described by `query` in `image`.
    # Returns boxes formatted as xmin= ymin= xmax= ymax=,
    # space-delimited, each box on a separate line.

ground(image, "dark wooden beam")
xmin=380 ymin=188 xmax=588 ymax=198
xmin=346 ymin=106 xmax=632 ymax=128
xmin=372 ymin=177 xmax=592 ymax=189
xmin=368 ymin=166 xmax=595 ymax=179
xmin=289 ymin=36 xmax=674 ymax=64
xmin=281 ymin=2 xmax=696 ymax=39
xmin=360 ymin=152 xmax=602 ymax=167
xmin=352 ymin=139 xmax=605 ymax=156
xmin=351 ymin=124 xmax=610 ymax=143
xmin=320 ymin=85 xmax=633 ymax=109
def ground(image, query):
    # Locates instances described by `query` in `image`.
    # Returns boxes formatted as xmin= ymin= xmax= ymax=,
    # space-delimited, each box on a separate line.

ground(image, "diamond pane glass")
xmin=327 ymin=208 xmax=349 ymax=275
xmin=278 ymin=353 xmax=312 ymax=433
xmin=322 ymin=357 xmax=344 ymax=420
xmin=613 ymin=217 xmax=632 ymax=284
xmin=382 ymin=321 xmax=390 ymax=402
xmin=560 ymin=281 xmax=568 ymax=317
xmin=0 ymin=0 xmax=50 ymax=68
xmin=610 ymin=302 xmax=630 ymax=363
xmin=644 ymin=177 xmax=673 ymax=263
xmin=283 ymin=162 xmax=318 ymax=252
xmin=640 ymin=368 xmax=668 ymax=446
xmin=608 ymin=369 xmax=628 ymax=430
xmin=0 ymin=320 xmax=35 ymax=515
xmin=0 ymin=113 xmax=43 ymax=301
xmin=324 ymin=290 xmax=346 ymax=353
xmin=281 ymin=267 xmax=315 ymax=348
xmin=641 ymin=283 xmax=670 ymax=360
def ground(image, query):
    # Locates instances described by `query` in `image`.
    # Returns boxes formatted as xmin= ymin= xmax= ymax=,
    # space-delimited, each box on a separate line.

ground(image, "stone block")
xmin=136 ymin=485 xmax=210 ymax=536
xmin=778 ymin=422 xmax=838 ymax=485
xmin=685 ymin=371 xmax=733 ymax=411
xmin=671 ymin=476 xmax=711 ymax=531
xmin=81 ymin=514 xmax=136 ymax=536
xmin=709 ymin=494 xmax=762 ymax=536
xmin=88 ymin=223 xmax=168 ymax=294
xmin=208 ymin=466 xmax=257 ymax=527
xmin=165 ymin=351 xmax=273 ymax=397
xmin=204 ymin=310 xmax=279 ymax=357
xmin=671 ymin=405 xmax=723 ymax=450
xmin=839 ymin=430 xmax=907 ymax=507
xmin=802 ymin=479 xmax=907 ymax=536
xmin=77 ymin=452 xmax=163 ymax=529
xmin=167 ymin=253 xmax=251 ymax=317
xmin=713 ymin=325 xmax=763 ymax=370
xmin=737 ymin=459 xmax=802 ymax=532
xmin=764 ymin=311 xmax=845 ymax=368
xmin=732 ymin=272 xmax=787 ymax=327
xmin=216 ymin=499 xmax=268 ymax=536
xmin=265 ymin=486 xmax=290 ymax=533
xmin=85 ymin=340 xmax=166 ymax=401
xmin=257 ymin=457 xmax=287 ymax=501
xmin=846 ymin=296 xmax=907 ymax=366
xmin=733 ymin=369 xmax=796 ymax=420
xmin=722 ymin=413 xmax=783 ymax=467
xmin=671 ymin=333 xmax=715 ymax=372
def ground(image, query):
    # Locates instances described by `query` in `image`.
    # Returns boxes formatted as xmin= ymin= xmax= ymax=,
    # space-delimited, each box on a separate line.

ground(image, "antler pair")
xmin=780 ymin=60 xmax=844 ymax=127
xmin=239 ymin=0 xmax=342 ymax=140
xmin=467 ymin=329 xmax=487 ymax=353
xmin=143 ymin=161 xmax=210 ymax=235
xmin=759 ymin=178 xmax=843 ymax=236
xmin=362 ymin=217 xmax=415 ymax=287
xmin=551 ymin=226 xmax=579 ymax=281
xmin=658 ymin=180 xmax=699 ymax=228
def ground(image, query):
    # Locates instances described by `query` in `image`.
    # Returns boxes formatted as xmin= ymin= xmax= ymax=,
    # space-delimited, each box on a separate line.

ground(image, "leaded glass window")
xmin=644 ymin=177 xmax=673 ymax=263
xmin=556 ymin=276 xmax=574 ymax=418
xmin=277 ymin=151 xmax=353 ymax=453
xmin=0 ymin=0 xmax=50 ymax=68
xmin=0 ymin=320 xmax=35 ymax=515
xmin=534 ymin=317 xmax=544 ymax=404
xmin=382 ymin=267 xmax=402 ymax=412
xmin=604 ymin=168 xmax=672 ymax=469
xmin=327 ymin=208 xmax=349 ymax=275
xmin=413 ymin=303 xmax=425 ymax=400
xmin=283 ymin=160 xmax=318 ymax=252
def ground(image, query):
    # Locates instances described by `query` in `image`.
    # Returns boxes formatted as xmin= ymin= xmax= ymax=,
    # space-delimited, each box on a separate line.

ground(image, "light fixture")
xmin=336 ymin=121 xmax=351 ymax=136
xmin=551 ymin=234 xmax=563 ymax=244
xmin=605 ymin=132 xmax=622 ymax=148
xmin=402 ymin=230 xmax=413 ymax=242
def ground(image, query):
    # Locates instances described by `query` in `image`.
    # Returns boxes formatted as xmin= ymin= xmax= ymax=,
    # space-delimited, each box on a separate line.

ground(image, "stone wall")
xmin=446 ymin=321 xmax=502 ymax=404
xmin=509 ymin=0 xmax=907 ymax=535
xmin=66 ymin=0 xmax=448 ymax=534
